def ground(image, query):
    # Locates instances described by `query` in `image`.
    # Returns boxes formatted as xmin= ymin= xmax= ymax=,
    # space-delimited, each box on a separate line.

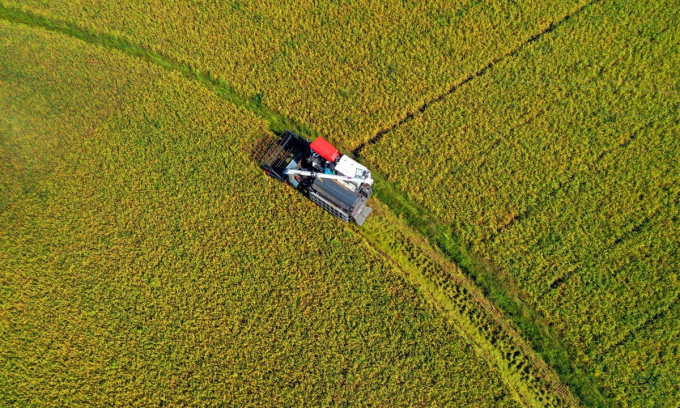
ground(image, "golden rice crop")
xmin=361 ymin=1 xmax=680 ymax=405
xmin=4 ymin=0 xmax=590 ymax=150
xmin=0 ymin=20 xmax=522 ymax=406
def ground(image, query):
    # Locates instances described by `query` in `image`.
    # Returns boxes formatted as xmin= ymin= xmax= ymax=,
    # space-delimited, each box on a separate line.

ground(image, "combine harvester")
xmin=260 ymin=130 xmax=373 ymax=226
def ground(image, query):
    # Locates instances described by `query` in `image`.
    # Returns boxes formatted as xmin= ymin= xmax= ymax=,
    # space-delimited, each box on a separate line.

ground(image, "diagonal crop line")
xmin=599 ymin=292 xmax=680 ymax=357
xmin=487 ymin=118 xmax=656 ymax=249
xmin=351 ymin=0 xmax=603 ymax=158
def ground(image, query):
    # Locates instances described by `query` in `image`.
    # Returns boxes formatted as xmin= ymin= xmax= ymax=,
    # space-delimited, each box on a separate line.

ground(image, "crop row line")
xmin=531 ymin=119 xmax=671 ymax=299
xmin=351 ymin=0 xmax=603 ymax=158
xmin=591 ymin=189 xmax=680 ymax=357
xmin=538 ymin=193 xmax=674 ymax=326
xmin=486 ymin=118 xmax=656 ymax=250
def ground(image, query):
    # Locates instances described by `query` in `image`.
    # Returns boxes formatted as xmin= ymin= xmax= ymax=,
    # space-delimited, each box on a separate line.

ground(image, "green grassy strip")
xmin=0 ymin=3 xmax=602 ymax=406
xmin=0 ymin=3 xmax=314 ymax=137
xmin=369 ymin=174 xmax=608 ymax=407
xmin=357 ymin=202 xmax=580 ymax=407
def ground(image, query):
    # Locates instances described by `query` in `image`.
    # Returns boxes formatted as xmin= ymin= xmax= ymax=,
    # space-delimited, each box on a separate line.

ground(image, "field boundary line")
xmin=351 ymin=0 xmax=603 ymax=158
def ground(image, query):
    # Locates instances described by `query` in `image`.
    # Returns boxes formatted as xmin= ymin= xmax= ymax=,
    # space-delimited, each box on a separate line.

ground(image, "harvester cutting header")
xmin=260 ymin=130 xmax=373 ymax=226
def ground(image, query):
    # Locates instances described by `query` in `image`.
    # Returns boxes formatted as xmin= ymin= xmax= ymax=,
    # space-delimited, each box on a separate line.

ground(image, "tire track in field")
xmin=487 ymin=118 xmax=656 ymax=250
xmin=578 ymin=191 xmax=680 ymax=357
xmin=530 ymin=118 xmax=674 ymax=297
xmin=357 ymin=203 xmax=581 ymax=407
xmin=351 ymin=0 xmax=603 ymax=158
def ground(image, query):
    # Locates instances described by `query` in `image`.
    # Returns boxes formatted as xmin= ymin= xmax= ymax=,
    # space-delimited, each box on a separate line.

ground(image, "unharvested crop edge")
xmin=351 ymin=0 xmax=603 ymax=157
xmin=0 ymin=4 xmax=603 ymax=407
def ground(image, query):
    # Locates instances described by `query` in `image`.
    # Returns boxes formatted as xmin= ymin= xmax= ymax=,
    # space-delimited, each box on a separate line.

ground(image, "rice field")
xmin=0 ymin=19 xmax=520 ymax=407
xmin=2 ymin=0 xmax=678 ymax=406
xmin=361 ymin=0 xmax=680 ymax=405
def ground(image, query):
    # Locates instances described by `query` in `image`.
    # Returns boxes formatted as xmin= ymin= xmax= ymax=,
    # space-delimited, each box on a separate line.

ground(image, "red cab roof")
xmin=310 ymin=137 xmax=340 ymax=162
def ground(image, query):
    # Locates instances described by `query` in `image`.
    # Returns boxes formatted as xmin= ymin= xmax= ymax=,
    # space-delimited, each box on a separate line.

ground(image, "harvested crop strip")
xmin=360 ymin=200 xmax=580 ymax=407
